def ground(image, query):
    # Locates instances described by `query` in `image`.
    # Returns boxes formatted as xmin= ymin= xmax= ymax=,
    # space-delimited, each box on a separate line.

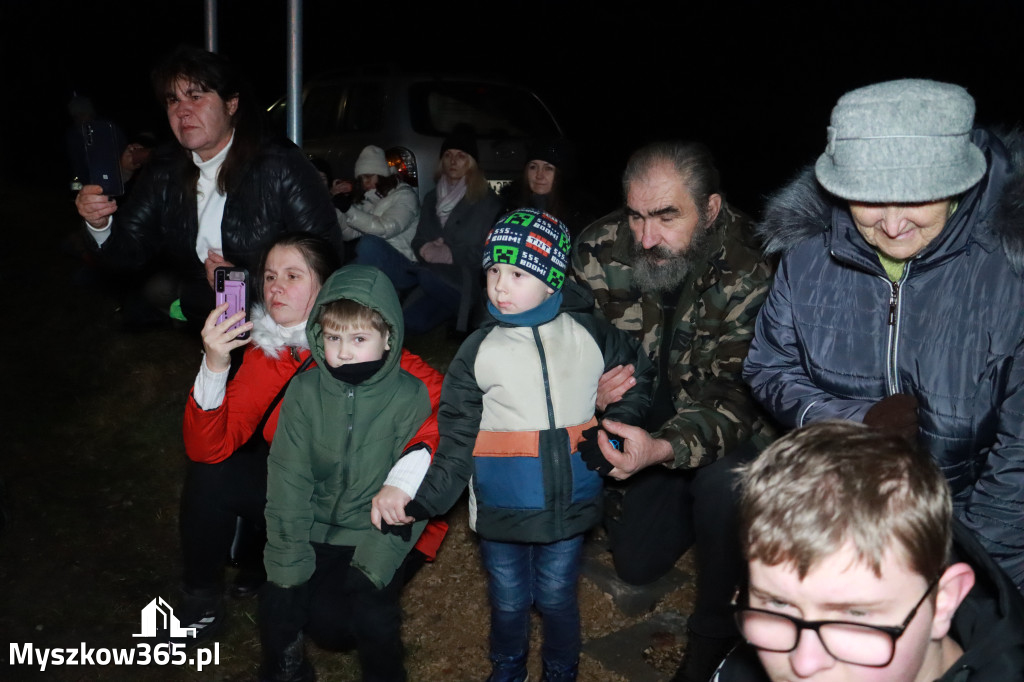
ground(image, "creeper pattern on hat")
xmin=483 ymin=208 xmax=571 ymax=290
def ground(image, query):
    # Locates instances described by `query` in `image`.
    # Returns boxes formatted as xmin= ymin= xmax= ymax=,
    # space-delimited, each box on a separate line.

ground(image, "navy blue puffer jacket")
xmin=744 ymin=129 xmax=1024 ymax=588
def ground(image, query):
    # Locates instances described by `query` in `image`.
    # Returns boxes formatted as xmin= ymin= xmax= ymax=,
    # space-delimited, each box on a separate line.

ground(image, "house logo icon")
xmin=132 ymin=597 xmax=197 ymax=638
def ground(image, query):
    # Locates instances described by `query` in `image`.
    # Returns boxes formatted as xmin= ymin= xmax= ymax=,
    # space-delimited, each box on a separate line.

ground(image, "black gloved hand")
xmin=379 ymin=519 xmax=412 ymax=541
xmin=332 ymin=192 xmax=353 ymax=213
xmin=863 ymin=393 xmax=919 ymax=445
xmin=578 ymin=425 xmax=616 ymax=476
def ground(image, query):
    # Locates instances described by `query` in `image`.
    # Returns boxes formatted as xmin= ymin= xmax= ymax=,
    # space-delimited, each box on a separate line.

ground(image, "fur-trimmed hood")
xmin=758 ymin=128 xmax=1024 ymax=275
xmin=250 ymin=304 xmax=309 ymax=358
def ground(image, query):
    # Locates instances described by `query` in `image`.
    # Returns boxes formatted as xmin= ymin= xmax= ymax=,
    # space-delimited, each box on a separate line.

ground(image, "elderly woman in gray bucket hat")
xmin=743 ymin=79 xmax=1024 ymax=588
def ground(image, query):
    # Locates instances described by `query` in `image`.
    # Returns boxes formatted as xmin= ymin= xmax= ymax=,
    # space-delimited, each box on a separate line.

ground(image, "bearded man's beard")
xmin=631 ymin=217 xmax=717 ymax=293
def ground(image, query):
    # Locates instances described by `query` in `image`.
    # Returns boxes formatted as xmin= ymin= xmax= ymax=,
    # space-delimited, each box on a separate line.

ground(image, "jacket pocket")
xmin=473 ymin=430 xmax=544 ymax=509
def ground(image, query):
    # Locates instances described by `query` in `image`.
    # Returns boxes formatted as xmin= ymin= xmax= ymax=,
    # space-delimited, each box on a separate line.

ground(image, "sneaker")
xmin=485 ymin=657 xmax=529 ymax=682
xmin=670 ymin=631 xmax=738 ymax=682
xmin=165 ymin=590 xmax=226 ymax=646
xmin=542 ymin=659 xmax=578 ymax=681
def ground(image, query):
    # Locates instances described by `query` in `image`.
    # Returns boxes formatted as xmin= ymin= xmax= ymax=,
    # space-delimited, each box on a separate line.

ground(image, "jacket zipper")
xmin=882 ymin=266 xmax=910 ymax=396
xmin=345 ymin=387 xmax=355 ymax=472
xmin=333 ymin=386 xmax=356 ymax=520
xmin=532 ymin=326 xmax=564 ymax=538
xmin=828 ymin=243 xmax=917 ymax=398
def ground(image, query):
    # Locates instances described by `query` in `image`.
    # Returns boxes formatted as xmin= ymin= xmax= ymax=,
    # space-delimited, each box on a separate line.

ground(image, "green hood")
xmin=305 ymin=264 xmax=404 ymax=383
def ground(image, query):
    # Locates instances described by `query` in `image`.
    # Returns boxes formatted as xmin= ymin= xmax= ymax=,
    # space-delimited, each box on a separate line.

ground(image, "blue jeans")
xmin=353 ymin=235 xmax=419 ymax=291
xmin=479 ymin=535 xmax=584 ymax=682
xmin=354 ymin=236 xmax=461 ymax=334
xmin=403 ymin=267 xmax=461 ymax=335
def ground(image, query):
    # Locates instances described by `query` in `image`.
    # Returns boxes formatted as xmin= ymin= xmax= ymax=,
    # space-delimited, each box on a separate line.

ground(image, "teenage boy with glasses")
xmin=713 ymin=421 xmax=1024 ymax=682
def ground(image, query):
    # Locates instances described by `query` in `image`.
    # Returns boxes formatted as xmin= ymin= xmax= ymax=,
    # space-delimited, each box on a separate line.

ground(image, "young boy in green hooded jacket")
xmin=259 ymin=264 xmax=440 ymax=682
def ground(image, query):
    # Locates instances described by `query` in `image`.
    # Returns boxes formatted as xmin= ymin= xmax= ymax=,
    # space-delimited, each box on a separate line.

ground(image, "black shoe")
xmin=229 ymin=566 xmax=266 ymax=599
xmin=670 ymin=631 xmax=737 ymax=682
xmin=260 ymin=633 xmax=315 ymax=682
xmin=542 ymin=660 xmax=578 ymax=681
xmin=166 ymin=589 xmax=226 ymax=647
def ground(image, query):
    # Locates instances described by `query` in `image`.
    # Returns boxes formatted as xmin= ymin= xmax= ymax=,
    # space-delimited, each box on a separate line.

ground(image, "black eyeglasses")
xmin=732 ymin=577 xmax=939 ymax=667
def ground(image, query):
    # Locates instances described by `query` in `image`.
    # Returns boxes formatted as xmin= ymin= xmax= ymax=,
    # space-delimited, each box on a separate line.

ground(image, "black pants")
xmin=261 ymin=544 xmax=424 ymax=682
xmin=607 ymin=442 xmax=759 ymax=638
xmin=179 ymin=445 xmax=268 ymax=592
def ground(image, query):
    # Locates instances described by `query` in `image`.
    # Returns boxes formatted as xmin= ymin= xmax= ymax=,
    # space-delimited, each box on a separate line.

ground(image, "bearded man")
xmin=572 ymin=141 xmax=775 ymax=682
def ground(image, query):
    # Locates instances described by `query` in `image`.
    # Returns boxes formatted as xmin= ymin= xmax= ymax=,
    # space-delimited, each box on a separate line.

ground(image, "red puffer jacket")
xmin=183 ymin=345 xmax=448 ymax=559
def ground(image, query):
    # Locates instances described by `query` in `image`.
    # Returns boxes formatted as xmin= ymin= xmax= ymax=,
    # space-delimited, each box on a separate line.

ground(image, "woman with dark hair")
xmin=500 ymin=139 xmax=594 ymax=234
xmin=404 ymin=130 xmax=501 ymax=333
xmin=75 ymin=45 xmax=339 ymax=324
xmin=177 ymin=233 xmax=446 ymax=644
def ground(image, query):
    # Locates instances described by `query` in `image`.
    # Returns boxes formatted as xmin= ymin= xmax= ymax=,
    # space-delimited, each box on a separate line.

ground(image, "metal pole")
xmin=204 ymin=0 xmax=218 ymax=53
xmin=286 ymin=0 xmax=303 ymax=146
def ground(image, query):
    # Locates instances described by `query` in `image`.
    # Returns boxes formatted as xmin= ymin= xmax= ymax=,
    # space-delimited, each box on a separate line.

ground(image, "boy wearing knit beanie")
xmin=373 ymin=207 xmax=654 ymax=681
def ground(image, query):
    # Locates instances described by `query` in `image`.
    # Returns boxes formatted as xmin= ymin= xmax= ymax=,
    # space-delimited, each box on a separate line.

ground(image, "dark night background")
xmin=4 ymin=0 xmax=1024 ymax=216
xmin=0 ymin=4 xmax=1021 ymax=677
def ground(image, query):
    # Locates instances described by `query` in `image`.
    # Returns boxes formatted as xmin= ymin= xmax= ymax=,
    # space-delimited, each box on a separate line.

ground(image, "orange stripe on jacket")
xmin=472 ymin=416 xmax=598 ymax=458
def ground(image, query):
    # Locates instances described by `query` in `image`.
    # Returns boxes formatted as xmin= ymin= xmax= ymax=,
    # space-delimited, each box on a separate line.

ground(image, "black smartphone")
xmin=82 ymin=120 xmax=125 ymax=197
xmin=214 ymin=267 xmax=250 ymax=340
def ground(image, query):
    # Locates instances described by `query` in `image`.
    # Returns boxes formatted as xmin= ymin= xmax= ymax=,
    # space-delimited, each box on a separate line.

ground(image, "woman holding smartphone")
xmin=75 ymin=46 xmax=339 ymax=325
xmin=177 ymin=233 xmax=446 ymax=645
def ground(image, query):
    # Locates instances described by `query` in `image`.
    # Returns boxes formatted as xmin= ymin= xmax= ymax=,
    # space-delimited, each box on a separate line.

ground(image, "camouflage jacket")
xmin=572 ymin=203 xmax=775 ymax=468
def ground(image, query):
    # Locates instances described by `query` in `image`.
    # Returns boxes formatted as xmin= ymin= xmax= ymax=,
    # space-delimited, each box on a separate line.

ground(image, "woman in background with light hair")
xmin=405 ymin=129 xmax=501 ymax=333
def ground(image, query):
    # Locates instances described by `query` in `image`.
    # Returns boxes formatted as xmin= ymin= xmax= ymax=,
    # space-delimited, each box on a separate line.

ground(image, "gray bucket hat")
xmin=815 ymin=79 xmax=986 ymax=202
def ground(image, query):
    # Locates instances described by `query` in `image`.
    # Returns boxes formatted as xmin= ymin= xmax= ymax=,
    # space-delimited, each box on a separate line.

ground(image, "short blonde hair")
xmin=738 ymin=420 xmax=951 ymax=581
xmin=318 ymin=299 xmax=388 ymax=336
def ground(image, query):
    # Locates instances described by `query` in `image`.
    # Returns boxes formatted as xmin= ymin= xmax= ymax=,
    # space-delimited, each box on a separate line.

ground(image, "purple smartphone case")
xmin=215 ymin=268 xmax=250 ymax=340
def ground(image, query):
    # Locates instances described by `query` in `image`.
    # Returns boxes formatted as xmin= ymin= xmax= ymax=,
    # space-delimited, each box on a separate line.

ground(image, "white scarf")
xmin=435 ymin=175 xmax=467 ymax=227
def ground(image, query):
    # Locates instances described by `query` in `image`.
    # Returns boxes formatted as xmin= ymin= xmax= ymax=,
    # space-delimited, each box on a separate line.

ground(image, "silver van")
xmin=269 ymin=73 xmax=563 ymax=198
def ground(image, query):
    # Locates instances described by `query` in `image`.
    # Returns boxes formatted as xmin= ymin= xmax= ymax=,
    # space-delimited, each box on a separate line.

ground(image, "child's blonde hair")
xmin=319 ymin=299 xmax=388 ymax=336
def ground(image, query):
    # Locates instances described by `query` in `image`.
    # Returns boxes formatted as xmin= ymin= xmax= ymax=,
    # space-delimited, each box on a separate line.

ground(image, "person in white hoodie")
xmin=334 ymin=145 xmax=421 ymax=292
